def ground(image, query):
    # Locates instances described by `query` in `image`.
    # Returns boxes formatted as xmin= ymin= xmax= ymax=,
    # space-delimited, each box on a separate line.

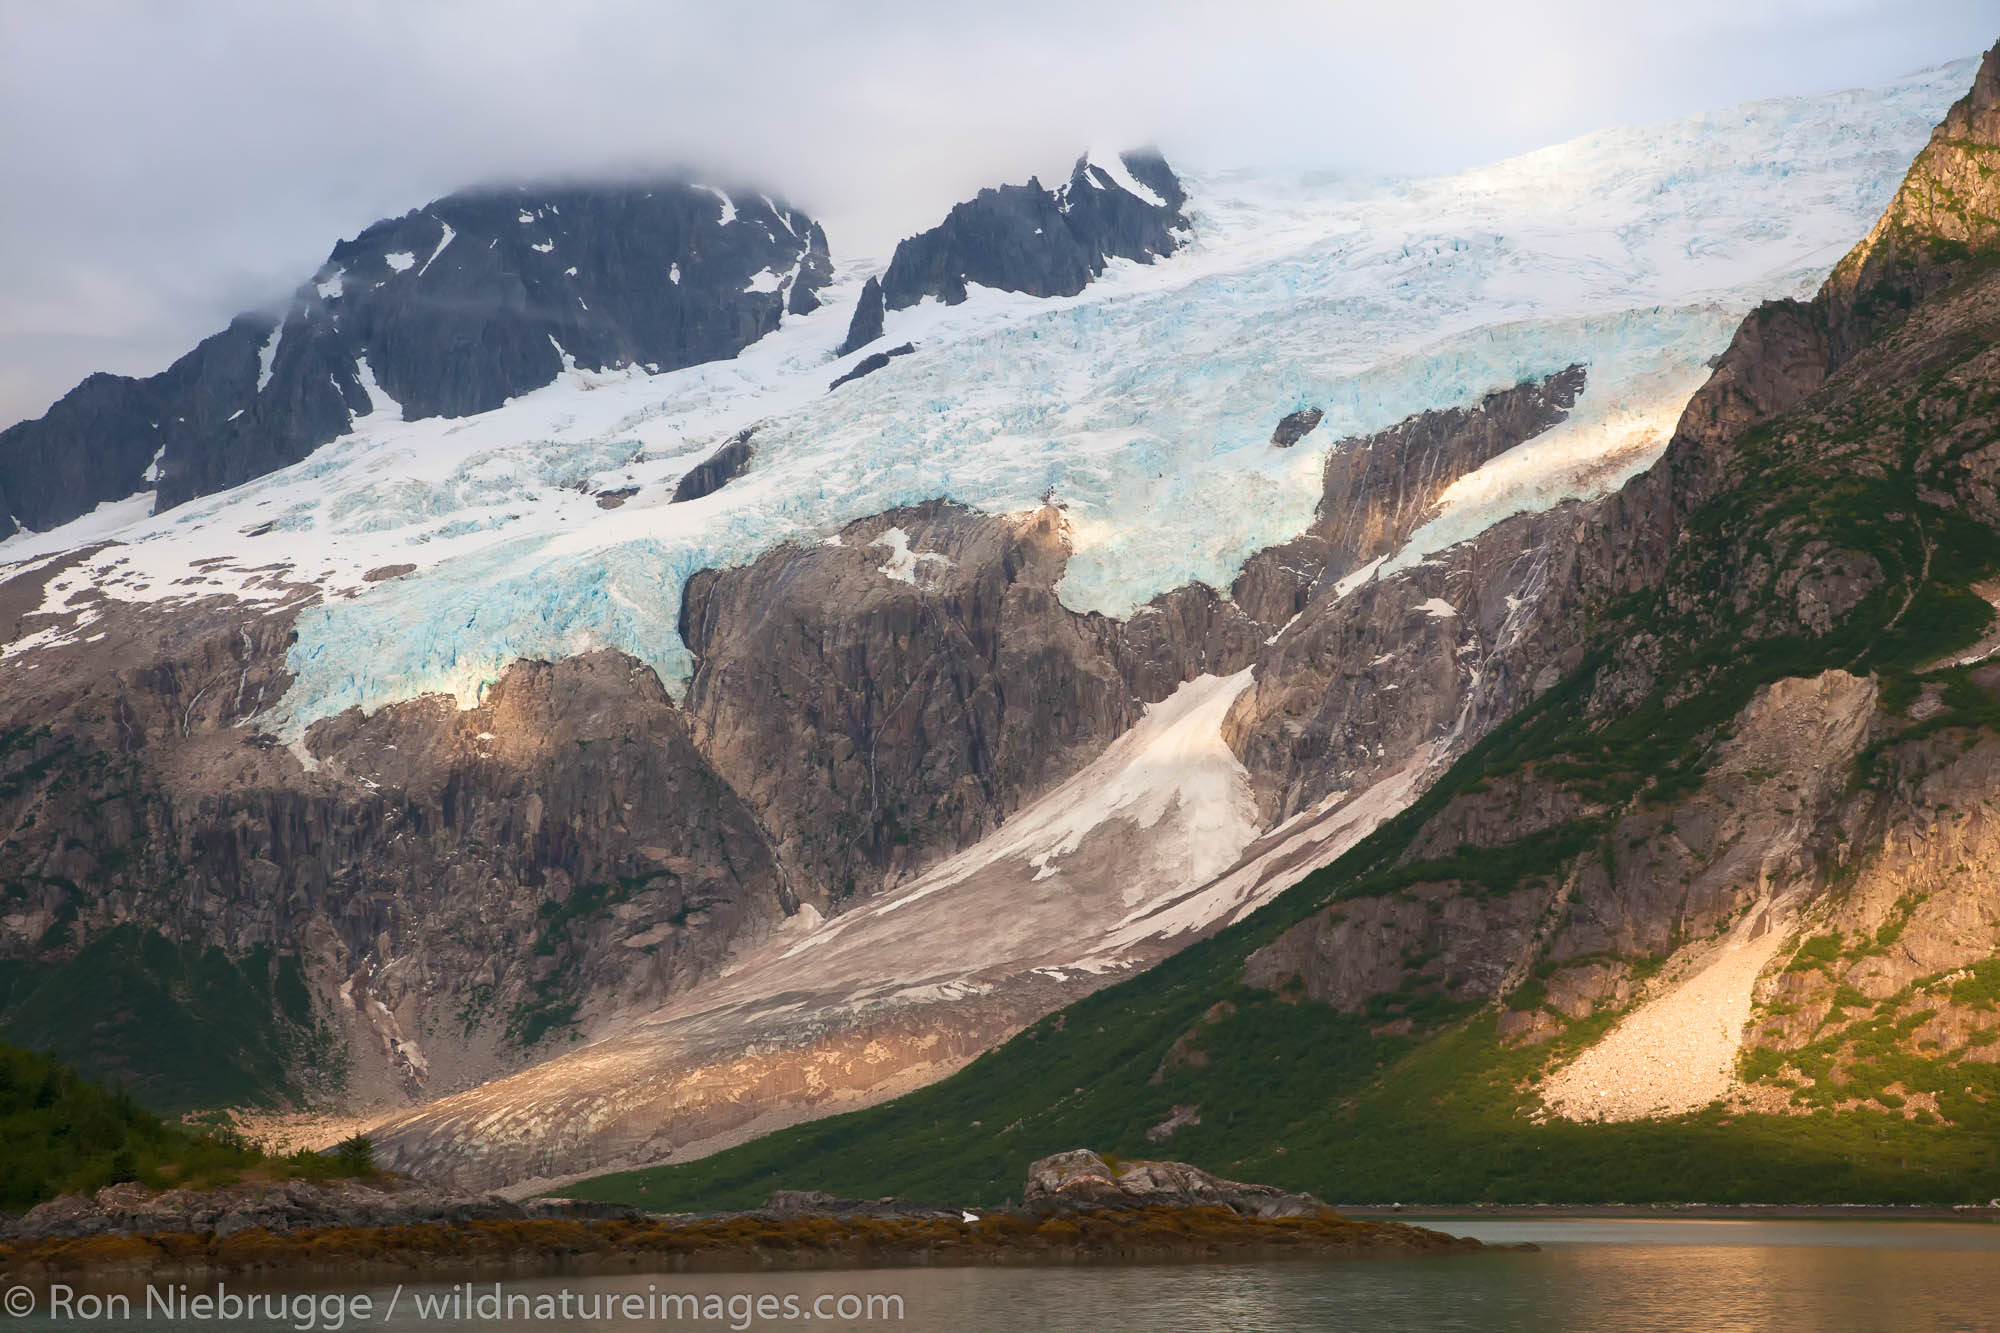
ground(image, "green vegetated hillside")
xmin=0 ymin=1041 xmax=389 ymax=1212
xmin=0 ymin=924 xmax=323 ymax=1114
xmin=0 ymin=1044 xmax=256 ymax=1212
xmin=566 ymin=89 xmax=2000 ymax=1211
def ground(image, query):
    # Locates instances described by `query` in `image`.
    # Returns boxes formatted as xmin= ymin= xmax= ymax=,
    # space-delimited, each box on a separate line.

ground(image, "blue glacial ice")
xmin=2 ymin=61 xmax=1967 ymax=738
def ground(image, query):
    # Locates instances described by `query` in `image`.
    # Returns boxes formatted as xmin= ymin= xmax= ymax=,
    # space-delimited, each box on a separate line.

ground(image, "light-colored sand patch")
xmin=1541 ymin=902 xmax=1791 ymax=1121
xmin=221 ymin=1109 xmax=385 ymax=1155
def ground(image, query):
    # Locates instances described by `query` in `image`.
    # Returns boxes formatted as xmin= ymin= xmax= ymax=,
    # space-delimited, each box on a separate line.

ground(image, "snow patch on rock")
xmin=417 ymin=221 xmax=456 ymax=277
xmin=870 ymin=527 xmax=951 ymax=584
xmin=256 ymin=322 xmax=284 ymax=393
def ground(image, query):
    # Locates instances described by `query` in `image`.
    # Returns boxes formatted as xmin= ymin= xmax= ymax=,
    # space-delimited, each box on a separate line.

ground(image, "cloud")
xmin=0 ymin=0 xmax=1992 ymax=429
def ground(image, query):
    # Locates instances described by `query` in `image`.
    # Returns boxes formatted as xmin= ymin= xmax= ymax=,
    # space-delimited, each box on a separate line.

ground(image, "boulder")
xmin=1022 ymin=1149 xmax=1323 ymax=1218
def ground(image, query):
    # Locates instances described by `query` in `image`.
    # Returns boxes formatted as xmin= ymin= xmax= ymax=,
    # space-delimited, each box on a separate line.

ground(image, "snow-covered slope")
xmin=0 ymin=62 xmax=1967 ymax=740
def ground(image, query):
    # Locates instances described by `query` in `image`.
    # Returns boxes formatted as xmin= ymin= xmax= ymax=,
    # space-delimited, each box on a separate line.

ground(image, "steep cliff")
xmin=1823 ymin=42 xmax=2000 ymax=359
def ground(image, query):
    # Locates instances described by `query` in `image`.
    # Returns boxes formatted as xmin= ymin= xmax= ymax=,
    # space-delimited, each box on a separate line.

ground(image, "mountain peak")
xmin=1821 ymin=40 xmax=2000 ymax=350
xmin=0 ymin=177 xmax=835 ymax=537
xmin=836 ymin=148 xmax=1190 ymax=355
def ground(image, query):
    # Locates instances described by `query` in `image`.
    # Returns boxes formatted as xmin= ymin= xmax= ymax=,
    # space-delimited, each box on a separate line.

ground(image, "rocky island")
xmin=0 ymin=1152 xmax=1492 ymax=1287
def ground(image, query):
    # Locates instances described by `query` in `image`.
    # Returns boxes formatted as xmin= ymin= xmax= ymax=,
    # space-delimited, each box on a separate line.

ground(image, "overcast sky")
xmin=1 ymin=0 xmax=1993 ymax=430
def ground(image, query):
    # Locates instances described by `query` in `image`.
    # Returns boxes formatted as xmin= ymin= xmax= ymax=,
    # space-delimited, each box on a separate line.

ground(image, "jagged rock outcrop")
xmin=0 ymin=180 xmax=833 ymax=536
xmin=1221 ymin=365 xmax=1594 ymax=815
xmin=838 ymin=151 xmax=1189 ymax=352
xmin=828 ymin=342 xmax=914 ymax=391
xmin=787 ymin=221 xmax=835 ymax=317
xmin=837 ymin=276 xmax=886 ymax=355
xmin=1271 ymin=407 xmax=1324 ymax=448
xmin=671 ymin=430 xmax=756 ymax=503
xmin=1229 ymin=365 xmax=1585 ymax=630
xmin=679 ymin=502 xmax=1140 ymax=900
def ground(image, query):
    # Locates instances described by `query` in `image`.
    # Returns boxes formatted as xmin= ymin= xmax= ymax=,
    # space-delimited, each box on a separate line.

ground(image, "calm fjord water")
xmin=12 ymin=1221 xmax=2000 ymax=1332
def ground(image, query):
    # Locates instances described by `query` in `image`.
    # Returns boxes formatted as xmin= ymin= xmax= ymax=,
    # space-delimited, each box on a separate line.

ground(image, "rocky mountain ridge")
xmin=838 ymin=151 xmax=1189 ymax=355
xmin=0 ymin=180 xmax=832 ymax=538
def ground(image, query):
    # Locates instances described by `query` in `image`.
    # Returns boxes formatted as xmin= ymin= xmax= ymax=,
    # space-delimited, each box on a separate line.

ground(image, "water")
xmin=12 ymin=1221 xmax=2000 ymax=1332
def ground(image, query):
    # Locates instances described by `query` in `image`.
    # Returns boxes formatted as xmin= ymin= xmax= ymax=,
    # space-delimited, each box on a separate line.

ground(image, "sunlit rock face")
xmin=1824 ymin=41 xmax=2000 ymax=357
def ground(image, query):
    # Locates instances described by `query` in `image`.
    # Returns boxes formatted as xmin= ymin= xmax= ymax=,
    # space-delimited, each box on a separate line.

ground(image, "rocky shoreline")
xmin=0 ymin=1152 xmax=1498 ymax=1285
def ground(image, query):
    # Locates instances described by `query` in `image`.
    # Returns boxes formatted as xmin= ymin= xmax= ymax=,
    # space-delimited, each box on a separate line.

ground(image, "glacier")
xmin=0 ymin=60 xmax=1970 ymax=737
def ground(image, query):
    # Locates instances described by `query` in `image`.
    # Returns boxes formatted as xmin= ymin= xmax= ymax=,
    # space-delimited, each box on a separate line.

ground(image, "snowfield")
xmin=0 ymin=62 xmax=1969 ymax=739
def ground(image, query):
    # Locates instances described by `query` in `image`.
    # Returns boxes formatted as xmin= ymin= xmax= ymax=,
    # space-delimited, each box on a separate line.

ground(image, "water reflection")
xmin=10 ymin=1221 xmax=1999 ymax=1333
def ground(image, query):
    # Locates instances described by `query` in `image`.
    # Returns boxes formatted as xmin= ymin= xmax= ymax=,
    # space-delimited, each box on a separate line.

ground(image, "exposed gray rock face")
xmin=0 ymin=371 xmax=185 ymax=541
xmin=787 ymin=221 xmax=835 ymax=317
xmin=1271 ymin=407 xmax=1324 ymax=447
xmin=838 ymin=151 xmax=1189 ymax=352
xmin=0 ymin=179 xmax=833 ymax=537
xmin=1079 ymin=365 xmax=1592 ymax=716
xmin=837 ymin=276 xmax=886 ymax=355
xmin=1023 ymin=1149 xmax=1322 ymax=1218
xmin=1230 ymin=365 xmax=1585 ymax=629
xmin=679 ymin=502 xmax=1140 ymax=901
xmin=672 ymin=430 xmax=756 ymax=503
xmin=828 ymin=343 xmax=914 ymax=391
xmin=1224 ymin=500 xmax=1607 ymax=823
